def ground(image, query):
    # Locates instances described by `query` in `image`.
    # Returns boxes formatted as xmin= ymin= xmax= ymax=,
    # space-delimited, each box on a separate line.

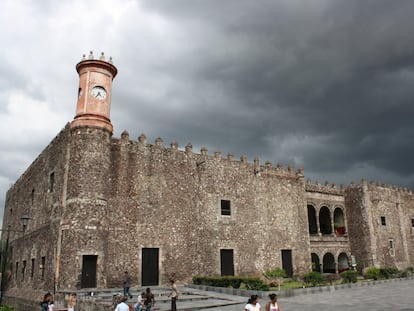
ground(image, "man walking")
xmin=123 ymin=271 xmax=133 ymax=299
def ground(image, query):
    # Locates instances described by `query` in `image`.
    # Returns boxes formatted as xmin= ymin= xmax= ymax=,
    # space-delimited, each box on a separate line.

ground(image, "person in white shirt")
xmin=168 ymin=280 xmax=179 ymax=311
xmin=245 ymin=294 xmax=261 ymax=311
xmin=115 ymin=296 xmax=130 ymax=311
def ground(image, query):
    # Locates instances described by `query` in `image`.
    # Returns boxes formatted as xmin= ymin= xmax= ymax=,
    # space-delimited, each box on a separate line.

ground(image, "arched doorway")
xmin=338 ymin=252 xmax=349 ymax=273
xmin=322 ymin=253 xmax=336 ymax=273
xmin=319 ymin=206 xmax=332 ymax=235
xmin=311 ymin=253 xmax=321 ymax=272
xmin=334 ymin=208 xmax=346 ymax=236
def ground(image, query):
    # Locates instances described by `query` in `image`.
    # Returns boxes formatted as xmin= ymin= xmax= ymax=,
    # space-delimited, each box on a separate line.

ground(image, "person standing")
xmin=40 ymin=292 xmax=51 ymax=311
xmin=123 ymin=271 xmax=133 ymax=299
xmin=67 ymin=293 xmax=77 ymax=311
xmin=245 ymin=294 xmax=261 ymax=311
xmin=144 ymin=287 xmax=155 ymax=311
xmin=133 ymin=292 xmax=145 ymax=311
xmin=265 ymin=293 xmax=282 ymax=311
xmin=168 ymin=280 xmax=179 ymax=311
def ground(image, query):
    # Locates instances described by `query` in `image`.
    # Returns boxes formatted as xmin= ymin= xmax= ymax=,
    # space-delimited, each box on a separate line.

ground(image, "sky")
xmin=1 ymin=0 xmax=414 ymax=223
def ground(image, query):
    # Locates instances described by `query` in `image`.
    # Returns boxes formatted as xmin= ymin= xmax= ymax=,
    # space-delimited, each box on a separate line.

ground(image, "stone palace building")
xmin=2 ymin=52 xmax=414 ymax=304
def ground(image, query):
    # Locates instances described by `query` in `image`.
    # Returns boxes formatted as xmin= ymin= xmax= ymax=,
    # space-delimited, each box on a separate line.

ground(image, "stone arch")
xmin=319 ymin=206 xmax=332 ymax=235
xmin=322 ymin=252 xmax=336 ymax=273
xmin=338 ymin=252 xmax=349 ymax=273
xmin=334 ymin=207 xmax=346 ymax=236
xmin=307 ymin=204 xmax=318 ymax=234
xmin=311 ymin=253 xmax=321 ymax=272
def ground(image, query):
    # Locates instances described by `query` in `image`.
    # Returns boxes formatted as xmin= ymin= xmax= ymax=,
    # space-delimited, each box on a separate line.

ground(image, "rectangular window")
xmin=22 ymin=260 xmax=26 ymax=281
xmin=41 ymin=256 xmax=46 ymax=280
xmin=411 ymin=218 xmax=414 ymax=227
xmin=31 ymin=189 xmax=35 ymax=205
xmin=49 ymin=172 xmax=55 ymax=192
xmin=381 ymin=216 xmax=386 ymax=226
xmin=15 ymin=262 xmax=19 ymax=281
xmin=221 ymin=200 xmax=231 ymax=216
xmin=389 ymin=239 xmax=394 ymax=256
xmin=31 ymin=258 xmax=35 ymax=279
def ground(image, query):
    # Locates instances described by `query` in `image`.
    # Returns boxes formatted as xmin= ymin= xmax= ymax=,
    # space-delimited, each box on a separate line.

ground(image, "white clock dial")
xmin=91 ymin=86 xmax=107 ymax=99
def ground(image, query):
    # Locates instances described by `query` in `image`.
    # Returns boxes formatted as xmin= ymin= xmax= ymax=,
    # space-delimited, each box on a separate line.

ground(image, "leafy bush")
xmin=340 ymin=270 xmax=358 ymax=283
xmin=302 ymin=271 xmax=324 ymax=287
xmin=265 ymin=268 xmax=287 ymax=279
xmin=379 ymin=267 xmax=400 ymax=279
xmin=364 ymin=267 xmax=380 ymax=280
xmin=0 ymin=306 xmax=15 ymax=311
xmin=192 ymin=275 xmax=269 ymax=290
xmin=243 ymin=277 xmax=269 ymax=291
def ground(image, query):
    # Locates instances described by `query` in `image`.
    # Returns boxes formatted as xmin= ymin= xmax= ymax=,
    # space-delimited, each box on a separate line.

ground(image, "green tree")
xmin=265 ymin=268 xmax=287 ymax=291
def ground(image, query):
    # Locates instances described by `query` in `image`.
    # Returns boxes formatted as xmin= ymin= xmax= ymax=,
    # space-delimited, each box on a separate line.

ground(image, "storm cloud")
xmin=1 ymin=0 xmax=414 ymax=223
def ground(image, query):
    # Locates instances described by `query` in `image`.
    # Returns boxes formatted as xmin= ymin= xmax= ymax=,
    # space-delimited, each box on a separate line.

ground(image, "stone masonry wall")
xmin=104 ymin=133 xmax=310 ymax=286
xmin=2 ymin=124 xmax=71 ymax=301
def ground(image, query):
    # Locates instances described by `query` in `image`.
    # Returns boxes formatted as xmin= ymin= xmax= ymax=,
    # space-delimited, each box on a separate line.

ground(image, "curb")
xmin=187 ymin=276 xmax=414 ymax=299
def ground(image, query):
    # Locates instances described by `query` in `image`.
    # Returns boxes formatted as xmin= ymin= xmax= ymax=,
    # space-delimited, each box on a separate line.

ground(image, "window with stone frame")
xmin=221 ymin=199 xmax=231 ymax=216
xmin=41 ymin=256 xmax=46 ymax=280
xmin=49 ymin=172 xmax=55 ymax=192
xmin=22 ymin=260 xmax=26 ymax=281
xmin=381 ymin=216 xmax=386 ymax=226
xmin=388 ymin=239 xmax=395 ymax=256
xmin=411 ymin=218 xmax=414 ymax=227
xmin=31 ymin=258 xmax=35 ymax=279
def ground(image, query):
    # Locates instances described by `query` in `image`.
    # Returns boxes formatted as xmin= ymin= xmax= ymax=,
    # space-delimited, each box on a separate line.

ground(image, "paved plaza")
xmin=215 ymin=278 xmax=414 ymax=311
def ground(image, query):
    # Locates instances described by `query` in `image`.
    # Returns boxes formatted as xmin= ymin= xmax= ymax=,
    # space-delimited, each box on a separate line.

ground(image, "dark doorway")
xmin=220 ymin=249 xmax=234 ymax=276
xmin=311 ymin=253 xmax=321 ymax=272
xmin=281 ymin=250 xmax=293 ymax=277
xmin=142 ymin=248 xmax=159 ymax=286
xmin=81 ymin=255 xmax=97 ymax=288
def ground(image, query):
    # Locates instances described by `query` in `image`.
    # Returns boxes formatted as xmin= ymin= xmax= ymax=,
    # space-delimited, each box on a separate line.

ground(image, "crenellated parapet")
xmin=113 ymin=132 xmax=304 ymax=180
xmin=305 ymin=179 xmax=345 ymax=195
xmin=365 ymin=179 xmax=413 ymax=194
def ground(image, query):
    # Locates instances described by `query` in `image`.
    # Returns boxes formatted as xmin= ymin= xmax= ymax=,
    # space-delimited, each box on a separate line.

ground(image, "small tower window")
xmin=381 ymin=216 xmax=386 ymax=226
xmin=41 ymin=256 xmax=46 ymax=280
xmin=221 ymin=200 xmax=231 ymax=216
xmin=22 ymin=260 xmax=26 ymax=281
xmin=31 ymin=189 xmax=35 ymax=205
xmin=31 ymin=258 xmax=35 ymax=279
xmin=389 ymin=239 xmax=394 ymax=256
xmin=411 ymin=218 xmax=414 ymax=227
xmin=49 ymin=172 xmax=55 ymax=193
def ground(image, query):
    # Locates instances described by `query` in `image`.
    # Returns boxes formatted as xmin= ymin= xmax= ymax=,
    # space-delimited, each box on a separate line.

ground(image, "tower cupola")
xmin=70 ymin=51 xmax=118 ymax=133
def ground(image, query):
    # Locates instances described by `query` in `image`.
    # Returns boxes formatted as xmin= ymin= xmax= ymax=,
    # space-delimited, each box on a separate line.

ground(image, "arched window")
xmin=319 ymin=206 xmax=332 ymax=235
xmin=307 ymin=205 xmax=318 ymax=234
xmin=338 ymin=252 xmax=349 ymax=273
xmin=322 ymin=253 xmax=336 ymax=273
xmin=334 ymin=208 xmax=346 ymax=236
xmin=311 ymin=253 xmax=321 ymax=272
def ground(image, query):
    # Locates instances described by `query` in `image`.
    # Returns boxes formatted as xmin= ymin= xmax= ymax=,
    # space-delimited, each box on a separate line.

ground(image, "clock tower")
xmin=71 ymin=51 xmax=118 ymax=134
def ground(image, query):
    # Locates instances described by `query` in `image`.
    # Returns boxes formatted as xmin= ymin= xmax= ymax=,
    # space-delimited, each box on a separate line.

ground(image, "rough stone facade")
xmin=1 ymin=55 xmax=414 ymax=307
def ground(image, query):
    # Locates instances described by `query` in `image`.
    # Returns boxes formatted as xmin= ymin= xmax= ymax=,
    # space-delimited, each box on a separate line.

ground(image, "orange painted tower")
xmin=71 ymin=51 xmax=118 ymax=134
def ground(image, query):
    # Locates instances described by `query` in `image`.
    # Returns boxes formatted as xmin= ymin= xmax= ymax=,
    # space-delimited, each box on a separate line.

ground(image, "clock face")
xmin=91 ymin=86 xmax=107 ymax=99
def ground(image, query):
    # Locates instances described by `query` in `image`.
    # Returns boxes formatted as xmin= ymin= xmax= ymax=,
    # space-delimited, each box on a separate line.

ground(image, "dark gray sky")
xmin=1 ymin=0 xmax=414 ymax=223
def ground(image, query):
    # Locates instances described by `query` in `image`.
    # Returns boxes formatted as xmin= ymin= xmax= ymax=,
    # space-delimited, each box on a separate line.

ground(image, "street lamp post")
xmin=0 ymin=216 xmax=31 ymax=305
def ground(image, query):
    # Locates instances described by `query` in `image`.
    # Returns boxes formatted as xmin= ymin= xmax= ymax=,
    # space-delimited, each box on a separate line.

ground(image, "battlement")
xmin=362 ymin=179 xmax=413 ymax=194
xmin=116 ymin=130 xmax=305 ymax=180
xmin=305 ymin=179 xmax=345 ymax=195
xmin=80 ymin=51 xmax=114 ymax=64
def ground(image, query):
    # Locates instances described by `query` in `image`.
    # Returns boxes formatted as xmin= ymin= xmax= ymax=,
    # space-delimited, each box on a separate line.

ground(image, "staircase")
xmin=62 ymin=286 xmax=245 ymax=311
